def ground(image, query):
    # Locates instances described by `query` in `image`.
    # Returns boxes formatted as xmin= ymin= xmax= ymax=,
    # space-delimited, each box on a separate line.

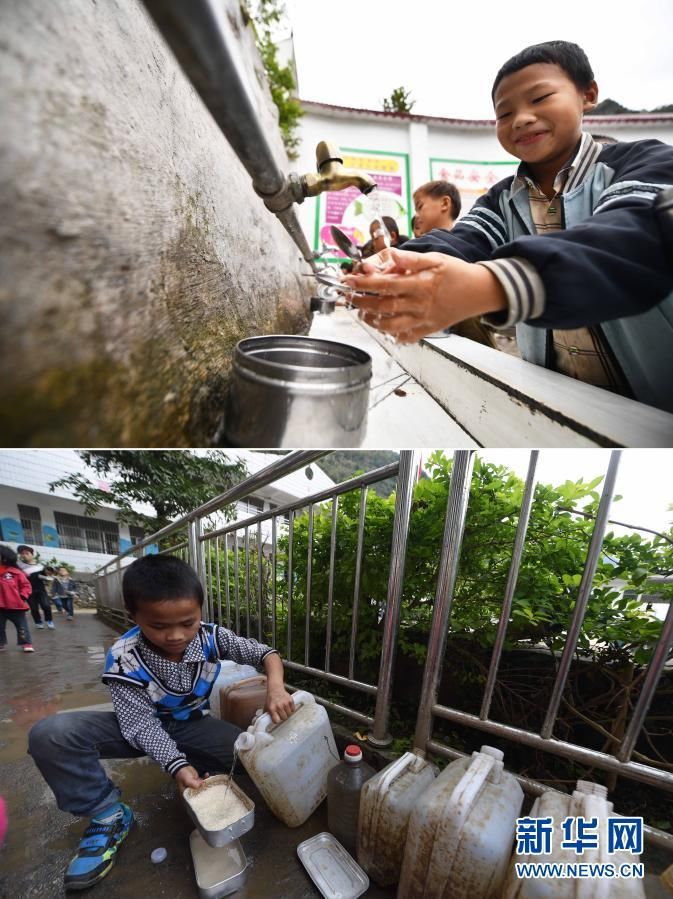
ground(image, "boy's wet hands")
xmin=343 ymin=249 xmax=507 ymax=344
xmin=265 ymin=687 xmax=295 ymax=724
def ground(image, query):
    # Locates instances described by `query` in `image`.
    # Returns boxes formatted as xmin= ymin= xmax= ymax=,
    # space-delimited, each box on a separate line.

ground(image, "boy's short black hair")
xmin=492 ymin=41 xmax=594 ymax=101
xmin=413 ymin=180 xmax=462 ymax=221
xmin=0 ymin=544 xmax=19 ymax=566
xmin=122 ymin=554 xmax=204 ymax=615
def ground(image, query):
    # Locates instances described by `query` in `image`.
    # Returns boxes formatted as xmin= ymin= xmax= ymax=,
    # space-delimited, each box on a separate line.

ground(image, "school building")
xmin=0 ymin=451 xmax=334 ymax=574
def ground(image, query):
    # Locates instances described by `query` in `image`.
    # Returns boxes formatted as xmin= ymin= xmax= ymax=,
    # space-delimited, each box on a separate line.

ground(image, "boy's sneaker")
xmin=0 ymin=645 xmax=6 ymax=652
xmin=67 ymin=615 xmax=74 ymax=621
xmin=47 ymin=621 xmax=55 ymax=629
xmin=64 ymin=802 xmax=133 ymax=891
xmin=35 ymin=623 xmax=44 ymax=629
xmin=22 ymin=644 xmax=35 ymax=653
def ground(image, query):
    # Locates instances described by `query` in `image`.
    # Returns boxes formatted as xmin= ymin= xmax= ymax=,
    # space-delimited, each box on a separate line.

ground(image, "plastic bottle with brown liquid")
xmin=327 ymin=745 xmax=375 ymax=856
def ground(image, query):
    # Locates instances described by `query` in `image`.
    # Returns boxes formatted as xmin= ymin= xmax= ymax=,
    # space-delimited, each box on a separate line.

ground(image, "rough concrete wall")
xmin=0 ymin=0 xmax=312 ymax=446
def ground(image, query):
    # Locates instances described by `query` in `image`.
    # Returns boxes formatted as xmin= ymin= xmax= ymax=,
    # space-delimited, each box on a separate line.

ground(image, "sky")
xmin=282 ymin=0 xmax=673 ymax=119
xmin=470 ymin=449 xmax=673 ymax=538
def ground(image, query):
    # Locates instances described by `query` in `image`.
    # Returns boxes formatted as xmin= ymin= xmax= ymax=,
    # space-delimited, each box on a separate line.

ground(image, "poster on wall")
xmin=429 ymin=158 xmax=519 ymax=216
xmin=314 ymin=148 xmax=411 ymax=259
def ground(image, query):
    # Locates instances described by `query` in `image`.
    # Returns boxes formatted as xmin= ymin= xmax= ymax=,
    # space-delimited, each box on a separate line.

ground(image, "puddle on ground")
xmin=0 ymin=691 xmax=110 ymax=763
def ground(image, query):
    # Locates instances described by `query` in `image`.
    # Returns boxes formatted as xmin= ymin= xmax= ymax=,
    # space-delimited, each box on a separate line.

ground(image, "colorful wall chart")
xmin=313 ymin=148 xmax=411 ymax=259
xmin=429 ymin=158 xmax=519 ymax=215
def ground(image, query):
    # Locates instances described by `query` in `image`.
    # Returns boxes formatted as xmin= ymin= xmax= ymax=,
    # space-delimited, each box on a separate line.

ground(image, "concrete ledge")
xmin=366 ymin=329 xmax=673 ymax=447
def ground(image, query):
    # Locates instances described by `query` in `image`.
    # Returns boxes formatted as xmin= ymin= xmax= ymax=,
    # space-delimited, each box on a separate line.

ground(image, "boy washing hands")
xmin=345 ymin=41 xmax=673 ymax=412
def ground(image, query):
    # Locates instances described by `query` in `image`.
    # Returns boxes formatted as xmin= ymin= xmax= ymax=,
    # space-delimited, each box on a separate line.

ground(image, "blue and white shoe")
xmin=64 ymin=802 xmax=133 ymax=891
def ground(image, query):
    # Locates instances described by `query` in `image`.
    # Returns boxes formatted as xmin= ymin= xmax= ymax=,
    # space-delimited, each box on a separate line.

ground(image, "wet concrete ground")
xmin=0 ymin=610 xmax=396 ymax=899
xmin=2 ymin=610 xmax=670 ymax=898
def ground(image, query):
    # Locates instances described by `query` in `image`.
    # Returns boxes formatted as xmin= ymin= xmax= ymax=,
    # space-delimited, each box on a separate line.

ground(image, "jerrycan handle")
xmin=244 ymin=689 xmax=314 ymax=742
xmin=427 ymin=750 xmax=499 ymax=886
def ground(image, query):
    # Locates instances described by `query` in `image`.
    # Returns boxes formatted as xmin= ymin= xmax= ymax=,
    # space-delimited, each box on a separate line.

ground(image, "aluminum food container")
xmin=224 ymin=335 xmax=372 ymax=447
xmin=297 ymin=832 xmax=369 ymax=899
xmin=183 ymin=775 xmax=254 ymax=848
xmin=189 ymin=830 xmax=249 ymax=899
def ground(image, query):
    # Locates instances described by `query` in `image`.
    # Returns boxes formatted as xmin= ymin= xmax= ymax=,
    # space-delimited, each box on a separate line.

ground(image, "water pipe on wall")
xmin=142 ymin=0 xmax=376 ymax=274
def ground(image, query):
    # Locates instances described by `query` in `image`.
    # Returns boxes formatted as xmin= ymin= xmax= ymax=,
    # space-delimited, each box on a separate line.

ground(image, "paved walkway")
xmin=0 ymin=610 xmax=395 ymax=899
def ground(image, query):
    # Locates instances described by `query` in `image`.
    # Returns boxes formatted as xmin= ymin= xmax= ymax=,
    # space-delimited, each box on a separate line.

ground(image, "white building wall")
xmin=0 ymin=484 xmax=132 ymax=572
xmin=0 ymin=450 xmax=337 ymax=570
xmin=294 ymin=102 xmax=673 ymax=250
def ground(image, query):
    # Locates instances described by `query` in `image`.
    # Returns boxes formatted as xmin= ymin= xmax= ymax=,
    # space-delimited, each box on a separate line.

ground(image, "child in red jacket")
xmin=0 ymin=544 xmax=34 ymax=652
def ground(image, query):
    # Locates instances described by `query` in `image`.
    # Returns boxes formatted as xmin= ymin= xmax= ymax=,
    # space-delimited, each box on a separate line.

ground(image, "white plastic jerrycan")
xmin=209 ymin=660 xmax=259 ymax=719
xmin=398 ymin=745 xmax=524 ymax=899
xmin=358 ymin=751 xmax=438 ymax=886
xmin=503 ymin=780 xmax=646 ymax=899
xmin=234 ymin=690 xmax=339 ymax=827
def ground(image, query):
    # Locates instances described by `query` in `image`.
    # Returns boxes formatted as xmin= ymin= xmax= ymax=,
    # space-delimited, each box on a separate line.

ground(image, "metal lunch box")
xmin=189 ymin=830 xmax=249 ymax=899
xmin=183 ymin=775 xmax=254 ymax=848
xmin=297 ymin=832 xmax=369 ymax=899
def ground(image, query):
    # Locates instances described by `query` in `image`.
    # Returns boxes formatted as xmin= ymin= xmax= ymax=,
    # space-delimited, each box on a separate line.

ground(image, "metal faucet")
xmin=300 ymin=142 xmax=376 ymax=197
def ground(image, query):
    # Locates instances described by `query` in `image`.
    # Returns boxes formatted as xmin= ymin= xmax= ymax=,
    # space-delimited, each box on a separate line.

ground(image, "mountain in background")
xmin=319 ymin=451 xmax=399 ymax=497
xmin=593 ymin=98 xmax=673 ymax=115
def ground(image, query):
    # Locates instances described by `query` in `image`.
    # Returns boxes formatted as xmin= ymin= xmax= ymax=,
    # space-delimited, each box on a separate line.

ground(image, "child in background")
xmin=28 ymin=554 xmax=295 ymax=891
xmin=52 ymin=566 xmax=78 ymax=620
xmin=410 ymin=181 xmax=495 ymax=348
xmin=0 ymin=544 xmax=34 ymax=652
xmin=40 ymin=565 xmax=59 ymax=615
xmin=17 ymin=545 xmax=54 ymax=629
xmin=412 ymin=180 xmax=462 ymax=236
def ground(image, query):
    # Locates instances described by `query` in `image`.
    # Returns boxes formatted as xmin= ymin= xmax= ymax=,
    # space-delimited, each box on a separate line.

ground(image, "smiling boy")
xmin=346 ymin=41 xmax=673 ymax=413
xmin=28 ymin=554 xmax=294 ymax=891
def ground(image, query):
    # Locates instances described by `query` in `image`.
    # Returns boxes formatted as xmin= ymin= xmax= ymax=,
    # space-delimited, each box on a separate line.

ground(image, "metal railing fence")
xmin=94 ymin=449 xmax=673 ymax=849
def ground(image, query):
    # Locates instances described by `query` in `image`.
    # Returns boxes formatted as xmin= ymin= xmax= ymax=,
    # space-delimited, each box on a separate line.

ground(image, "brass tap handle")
xmin=316 ymin=141 xmax=343 ymax=172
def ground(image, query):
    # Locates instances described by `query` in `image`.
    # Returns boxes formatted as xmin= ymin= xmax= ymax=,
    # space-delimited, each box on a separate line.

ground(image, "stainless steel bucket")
xmin=224 ymin=335 xmax=372 ymax=447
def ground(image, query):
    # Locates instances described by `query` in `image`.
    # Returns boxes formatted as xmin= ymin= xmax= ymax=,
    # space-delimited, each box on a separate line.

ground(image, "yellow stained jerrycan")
xmin=398 ymin=745 xmax=524 ymax=899
xmin=358 ymin=751 xmax=438 ymax=886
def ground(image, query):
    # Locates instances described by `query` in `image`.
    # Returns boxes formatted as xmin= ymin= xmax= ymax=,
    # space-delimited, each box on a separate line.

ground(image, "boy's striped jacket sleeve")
xmin=404 ymin=139 xmax=673 ymax=330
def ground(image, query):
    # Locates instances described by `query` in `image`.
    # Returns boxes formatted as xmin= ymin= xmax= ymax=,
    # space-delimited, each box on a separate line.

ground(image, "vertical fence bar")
xmin=245 ymin=527 xmax=251 ymax=637
xmin=271 ymin=516 xmax=277 ymax=648
xmin=189 ymin=518 xmax=208 ymax=619
xmin=257 ymin=521 xmax=263 ymax=642
xmin=287 ymin=509 xmax=294 ymax=661
xmin=369 ymin=450 xmax=418 ymax=748
xmin=206 ymin=537 xmax=214 ymax=621
xmin=325 ymin=495 xmax=339 ymax=673
xmin=234 ymin=530 xmax=240 ymax=634
xmin=214 ymin=535 xmax=222 ymax=626
xmin=413 ymin=450 xmax=476 ymax=753
xmin=541 ymin=450 xmax=622 ymax=739
xmin=305 ymin=505 xmax=314 ymax=667
xmin=480 ymin=450 xmax=539 ymax=720
xmin=617 ymin=599 xmax=673 ymax=761
xmin=349 ymin=486 xmax=369 ymax=681
xmin=116 ymin=558 xmax=128 ymax=627
xmin=223 ymin=533 xmax=231 ymax=629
